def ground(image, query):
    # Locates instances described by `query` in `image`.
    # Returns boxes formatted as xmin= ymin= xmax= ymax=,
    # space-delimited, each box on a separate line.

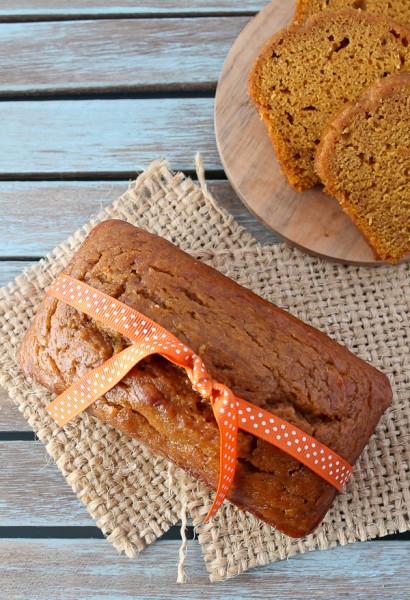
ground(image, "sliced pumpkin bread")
xmin=248 ymin=9 xmax=410 ymax=191
xmin=316 ymin=73 xmax=410 ymax=263
xmin=293 ymin=0 xmax=410 ymax=29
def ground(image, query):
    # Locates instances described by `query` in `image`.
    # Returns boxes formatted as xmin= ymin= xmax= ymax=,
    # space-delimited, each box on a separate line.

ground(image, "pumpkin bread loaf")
xmin=247 ymin=10 xmax=410 ymax=191
xmin=293 ymin=0 xmax=410 ymax=29
xmin=19 ymin=220 xmax=393 ymax=537
xmin=316 ymin=73 xmax=410 ymax=263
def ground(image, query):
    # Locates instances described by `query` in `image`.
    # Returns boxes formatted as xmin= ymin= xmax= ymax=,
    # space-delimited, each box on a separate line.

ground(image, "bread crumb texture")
xmin=294 ymin=0 xmax=410 ymax=29
xmin=248 ymin=10 xmax=410 ymax=190
xmin=316 ymin=73 xmax=410 ymax=262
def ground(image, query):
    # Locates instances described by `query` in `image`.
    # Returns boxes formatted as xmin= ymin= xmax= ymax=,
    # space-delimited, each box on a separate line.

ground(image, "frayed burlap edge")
xmin=0 ymin=158 xmax=409 ymax=582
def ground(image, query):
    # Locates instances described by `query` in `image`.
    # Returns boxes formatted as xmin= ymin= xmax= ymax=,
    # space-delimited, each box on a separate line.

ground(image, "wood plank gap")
xmin=0 ymin=526 xmax=105 ymax=539
xmin=375 ymin=532 xmax=410 ymax=541
xmin=3 ymin=525 xmax=406 ymax=542
xmin=0 ymin=171 xmax=227 ymax=182
xmin=0 ymin=432 xmax=36 ymax=441
xmin=12 ymin=526 xmax=407 ymax=543
xmin=0 ymin=11 xmax=258 ymax=24
xmin=0 ymin=525 xmax=193 ymax=540
xmin=0 ymin=257 xmax=43 ymax=262
xmin=0 ymin=89 xmax=217 ymax=102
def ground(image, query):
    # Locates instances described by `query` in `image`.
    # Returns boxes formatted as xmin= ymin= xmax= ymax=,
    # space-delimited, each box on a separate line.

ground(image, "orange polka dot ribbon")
xmin=45 ymin=273 xmax=352 ymax=521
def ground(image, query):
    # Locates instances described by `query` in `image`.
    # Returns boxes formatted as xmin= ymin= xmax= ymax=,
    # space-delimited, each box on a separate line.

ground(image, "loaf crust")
xmin=316 ymin=73 xmax=410 ymax=263
xmin=19 ymin=220 xmax=392 ymax=537
xmin=293 ymin=0 xmax=410 ymax=29
xmin=247 ymin=9 xmax=410 ymax=191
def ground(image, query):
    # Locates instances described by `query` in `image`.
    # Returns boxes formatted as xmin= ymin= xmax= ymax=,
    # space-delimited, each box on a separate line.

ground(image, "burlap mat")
xmin=0 ymin=159 xmax=408 ymax=582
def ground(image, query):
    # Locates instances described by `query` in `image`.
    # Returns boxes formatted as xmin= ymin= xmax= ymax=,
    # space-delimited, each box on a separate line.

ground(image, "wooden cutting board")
xmin=215 ymin=0 xmax=406 ymax=265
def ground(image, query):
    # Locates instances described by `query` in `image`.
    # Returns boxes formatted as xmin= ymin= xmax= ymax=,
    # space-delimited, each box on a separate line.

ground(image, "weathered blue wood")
xmin=0 ymin=388 xmax=31 ymax=431
xmin=0 ymin=1 xmax=268 ymax=19
xmin=0 ymin=18 xmax=250 ymax=95
xmin=0 ymin=538 xmax=409 ymax=597
xmin=0 ymin=99 xmax=219 ymax=175
xmin=0 ymin=181 xmax=121 ymax=257
xmin=0 ymin=262 xmax=37 ymax=287
xmin=0 ymin=2 xmax=405 ymax=594
xmin=0 ymin=181 xmax=279 ymax=258
xmin=0 ymin=441 xmax=95 ymax=527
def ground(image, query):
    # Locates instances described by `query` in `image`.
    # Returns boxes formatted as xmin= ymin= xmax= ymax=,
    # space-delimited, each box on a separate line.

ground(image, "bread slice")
xmin=316 ymin=73 xmax=410 ymax=263
xmin=294 ymin=0 xmax=410 ymax=29
xmin=247 ymin=10 xmax=410 ymax=191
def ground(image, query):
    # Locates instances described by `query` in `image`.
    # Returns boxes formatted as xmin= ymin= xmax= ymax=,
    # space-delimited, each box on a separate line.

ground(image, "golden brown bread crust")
xmin=247 ymin=9 xmax=410 ymax=191
xmin=293 ymin=0 xmax=410 ymax=29
xmin=316 ymin=73 xmax=410 ymax=263
xmin=19 ymin=220 xmax=392 ymax=537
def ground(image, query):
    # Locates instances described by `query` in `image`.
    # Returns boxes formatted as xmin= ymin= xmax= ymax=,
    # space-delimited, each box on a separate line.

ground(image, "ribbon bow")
xmin=45 ymin=274 xmax=352 ymax=521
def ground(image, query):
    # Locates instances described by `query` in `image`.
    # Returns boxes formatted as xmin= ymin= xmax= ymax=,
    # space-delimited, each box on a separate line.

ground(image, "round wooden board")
xmin=215 ymin=0 xmax=404 ymax=265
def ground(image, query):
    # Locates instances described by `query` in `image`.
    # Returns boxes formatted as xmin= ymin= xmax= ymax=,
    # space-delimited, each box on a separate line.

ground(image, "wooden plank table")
xmin=0 ymin=2 xmax=408 ymax=597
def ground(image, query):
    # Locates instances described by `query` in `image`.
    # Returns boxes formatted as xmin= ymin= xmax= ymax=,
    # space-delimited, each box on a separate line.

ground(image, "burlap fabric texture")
xmin=0 ymin=159 xmax=408 ymax=582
